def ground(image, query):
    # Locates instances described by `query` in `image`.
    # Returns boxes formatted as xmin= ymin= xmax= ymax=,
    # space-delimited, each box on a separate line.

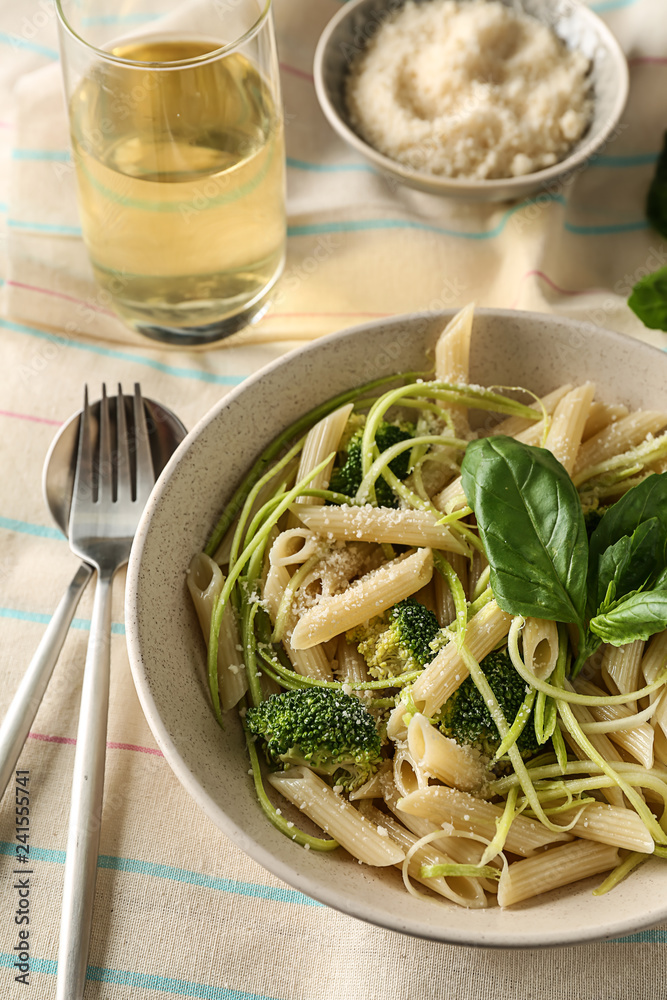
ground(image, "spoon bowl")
xmin=43 ymin=394 xmax=186 ymax=536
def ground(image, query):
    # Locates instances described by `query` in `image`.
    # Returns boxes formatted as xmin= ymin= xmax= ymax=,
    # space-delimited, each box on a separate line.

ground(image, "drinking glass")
xmin=55 ymin=0 xmax=286 ymax=345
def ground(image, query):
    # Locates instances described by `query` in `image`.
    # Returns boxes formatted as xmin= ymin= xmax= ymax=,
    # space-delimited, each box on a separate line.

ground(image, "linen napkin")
xmin=2 ymin=1 xmax=667 ymax=999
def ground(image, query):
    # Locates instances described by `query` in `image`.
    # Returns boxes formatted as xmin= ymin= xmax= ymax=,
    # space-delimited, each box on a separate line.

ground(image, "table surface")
xmin=1 ymin=0 xmax=667 ymax=997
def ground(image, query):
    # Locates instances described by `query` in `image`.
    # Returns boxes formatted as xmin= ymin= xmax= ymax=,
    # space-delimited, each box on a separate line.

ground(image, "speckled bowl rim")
xmin=126 ymin=309 xmax=667 ymax=948
xmin=313 ymin=0 xmax=630 ymax=198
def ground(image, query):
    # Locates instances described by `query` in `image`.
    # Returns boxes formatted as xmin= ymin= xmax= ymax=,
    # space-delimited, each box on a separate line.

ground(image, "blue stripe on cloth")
xmin=288 ymin=198 xmax=656 ymax=241
xmin=288 ymin=196 xmax=566 ymax=241
xmin=611 ymin=930 xmax=667 ymax=943
xmin=564 ymin=220 xmax=650 ymax=235
xmin=8 ymin=218 xmax=82 ymax=236
xmin=0 ymin=954 xmax=285 ymax=999
xmin=0 ymin=203 xmax=8 ymax=213
xmin=0 ymin=841 xmax=320 ymax=906
xmin=0 ymin=607 xmax=126 ymax=635
xmin=96 ymin=856 xmax=322 ymax=906
xmin=0 ymin=842 xmax=66 ymax=863
xmin=0 ymin=516 xmax=63 ymax=539
xmin=0 ymin=33 xmax=58 ymax=59
xmin=594 ymin=153 xmax=659 ymax=167
xmin=12 ymin=149 xmax=71 ymax=161
xmin=286 ymin=156 xmax=374 ymax=173
xmin=590 ymin=0 xmax=637 ymax=10
xmin=0 ymin=320 xmax=247 ymax=386
xmin=81 ymin=12 xmax=161 ymax=25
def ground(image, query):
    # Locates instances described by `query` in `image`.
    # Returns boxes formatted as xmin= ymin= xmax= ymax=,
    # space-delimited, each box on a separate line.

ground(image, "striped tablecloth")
xmin=1 ymin=0 xmax=667 ymax=997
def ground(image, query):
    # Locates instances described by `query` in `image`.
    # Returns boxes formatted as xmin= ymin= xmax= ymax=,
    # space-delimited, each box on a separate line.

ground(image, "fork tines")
xmin=71 ymin=384 xmax=154 ymax=508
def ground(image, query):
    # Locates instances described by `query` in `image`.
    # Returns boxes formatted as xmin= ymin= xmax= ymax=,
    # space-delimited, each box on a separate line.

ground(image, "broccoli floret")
xmin=347 ymin=598 xmax=441 ymax=680
xmin=245 ymin=688 xmax=383 ymax=790
xmin=329 ymin=421 xmax=414 ymax=507
xmin=438 ymin=648 xmax=539 ymax=759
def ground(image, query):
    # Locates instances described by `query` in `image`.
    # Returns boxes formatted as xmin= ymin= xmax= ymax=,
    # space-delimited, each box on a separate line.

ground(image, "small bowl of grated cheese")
xmin=314 ymin=0 xmax=629 ymax=201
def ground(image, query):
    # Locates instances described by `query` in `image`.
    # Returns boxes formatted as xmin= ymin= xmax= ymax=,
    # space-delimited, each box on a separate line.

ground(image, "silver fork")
xmin=57 ymin=384 xmax=155 ymax=1000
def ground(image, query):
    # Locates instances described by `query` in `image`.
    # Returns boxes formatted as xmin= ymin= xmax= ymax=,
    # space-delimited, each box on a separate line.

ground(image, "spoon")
xmin=0 ymin=395 xmax=186 ymax=800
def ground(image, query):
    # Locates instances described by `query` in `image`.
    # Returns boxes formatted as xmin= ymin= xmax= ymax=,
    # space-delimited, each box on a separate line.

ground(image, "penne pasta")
xmin=335 ymin=634 xmax=369 ymax=685
xmin=497 ymin=841 xmax=619 ymax=908
xmin=381 ymin=776 xmax=502 ymax=890
xmin=641 ymin=630 xmax=667 ymax=692
xmin=290 ymin=548 xmax=434 ymax=649
xmin=487 ymin=385 xmax=572 ymax=441
xmin=522 ymin=618 xmax=559 ymax=681
xmin=267 ymin=767 xmax=405 ymax=866
xmin=186 ymin=552 xmax=247 ymax=711
xmin=397 ymin=786 xmax=573 ymax=857
xmin=434 ymin=304 xmax=475 ymax=439
xmin=577 ymin=679 xmax=654 ymax=769
xmin=601 ymin=640 xmax=645 ymax=710
xmin=348 ymin=762 xmax=392 ymax=801
xmin=359 ymin=801 xmax=489 ymax=908
xmin=467 ymin=550 xmax=489 ymax=603
xmin=434 ymin=304 xmax=474 ymax=384
xmin=582 ymin=401 xmax=629 ymax=441
xmin=393 ymin=745 xmax=431 ymax=797
xmin=269 ymin=528 xmax=322 ymax=566
xmin=574 ymin=411 xmax=667 ymax=477
xmin=653 ymin=723 xmax=667 ymax=766
xmin=294 ymin=504 xmax=469 ymax=554
xmin=407 ymin=714 xmax=487 ymax=792
xmin=432 ymin=475 xmax=467 ymax=515
xmin=554 ymin=802 xmax=654 ymax=853
xmin=292 ymin=403 xmax=354 ymax=509
xmin=543 ymin=382 xmax=595 ymax=475
xmin=263 ymin=562 xmax=333 ymax=679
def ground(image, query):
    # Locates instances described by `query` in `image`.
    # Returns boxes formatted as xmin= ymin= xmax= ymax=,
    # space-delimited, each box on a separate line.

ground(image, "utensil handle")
xmin=0 ymin=562 xmax=93 ymax=801
xmin=56 ymin=571 xmax=113 ymax=1000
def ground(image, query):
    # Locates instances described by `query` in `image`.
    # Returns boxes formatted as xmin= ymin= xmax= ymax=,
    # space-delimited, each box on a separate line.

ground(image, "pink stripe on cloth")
xmin=28 ymin=731 xmax=163 ymax=756
xmin=107 ymin=740 xmax=163 ymax=756
xmin=279 ymin=61 xmax=314 ymax=82
xmin=0 ymin=409 xmax=62 ymax=427
xmin=511 ymin=269 xmax=609 ymax=306
xmin=29 ymin=732 xmax=75 ymax=746
xmin=7 ymin=280 xmax=116 ymax=317
xmin=629 ymin=56 xmax=667 ymax=65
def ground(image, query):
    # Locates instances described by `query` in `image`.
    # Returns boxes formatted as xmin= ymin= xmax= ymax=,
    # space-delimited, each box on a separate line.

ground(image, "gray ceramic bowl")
xmin=313 ymin=0 xmax=629 ymax=201
xmin=126 ymin=310 xmax=667 ymax=947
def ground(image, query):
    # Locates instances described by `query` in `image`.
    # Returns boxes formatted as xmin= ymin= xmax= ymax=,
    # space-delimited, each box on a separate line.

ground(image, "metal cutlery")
xmin=55 ymin=384 xmax=180 ymax=1000
xmin=0 ymin=392 xmax=185 ymax=805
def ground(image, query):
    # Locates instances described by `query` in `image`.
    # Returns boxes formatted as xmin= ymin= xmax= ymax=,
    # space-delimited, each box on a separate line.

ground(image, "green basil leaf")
xmin=628 ymin=266 xmax=667 ymax=331
xmin=596 ymin=517 xmax=664 ymax=611
xmin=589 ymin=472 xmax=667 ymax=604
xmin=461 ymin=436 xmax=588 ymax=625
xmin=589 ymin=589 xmax=667 ymax=645
xmin=647 ymin=131 xmax=667 ymax=239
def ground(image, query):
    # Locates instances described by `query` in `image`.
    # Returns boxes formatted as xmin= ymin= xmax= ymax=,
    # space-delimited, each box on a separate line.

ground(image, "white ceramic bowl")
xmin=313 ymin=0 xmax=629 ymax=202
xmin=126 ymin=310 xmax=667 ymax=948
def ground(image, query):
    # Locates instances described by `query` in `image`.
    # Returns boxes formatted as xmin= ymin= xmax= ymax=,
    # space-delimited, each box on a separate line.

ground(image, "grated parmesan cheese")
xmin=345 ymin=0 xmax=592 ymax=179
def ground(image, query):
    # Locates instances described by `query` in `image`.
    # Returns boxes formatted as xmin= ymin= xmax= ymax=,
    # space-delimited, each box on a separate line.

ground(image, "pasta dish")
xmin=187 ymin=305 xmax=667 ymax=909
